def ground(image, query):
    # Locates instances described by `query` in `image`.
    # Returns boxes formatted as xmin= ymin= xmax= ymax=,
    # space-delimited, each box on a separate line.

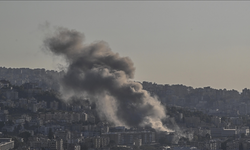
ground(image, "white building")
xmin=238 ymin=126 xmax=249 ymax=136
xmin=0 ymin=138 xmax=14 ymax=150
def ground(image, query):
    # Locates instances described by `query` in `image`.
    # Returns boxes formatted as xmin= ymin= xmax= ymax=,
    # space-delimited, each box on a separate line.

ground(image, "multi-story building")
xmin=5 ymin=89 xmax=18 ymax=100
xmin=83 ymin=136 xmax=109 ymax=149
xmin=184 ymin=116 xmax=201 ymax=127
xmin=211 ymin=116 xmax=221 ymax=127
xmin=227 ymin=140 xmax=239 ymax=150
xmin=67 ymin=143 xmax=81 ymax=150
xmin=55 ymin=130 xmax=72 ymax=143
xmin=0 ymin=138 xmax=14 ymax=150
xmin=50 ymin=101 xmax=59 ymax=110
xmin=30 ymin=137 xmax=63 ymax=150
xmin=102 ymin=131 xmax=155 ymax=145
xmin=211 ymin=128 xmax=236 ymax=138
xmin=72 ymin=113 xmax=80 ymax=122
xmin=208 ymin=139 xmax=221 ymax=150
xmin=239 ymin=102 xmax=248 ymax=115
xmin=80 ymin=112 xmax=88 ymax=121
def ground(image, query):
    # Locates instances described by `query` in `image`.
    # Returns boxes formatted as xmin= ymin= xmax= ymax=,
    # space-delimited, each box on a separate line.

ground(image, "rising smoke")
xmin=43 ymin=27 xmax=171 ymax=132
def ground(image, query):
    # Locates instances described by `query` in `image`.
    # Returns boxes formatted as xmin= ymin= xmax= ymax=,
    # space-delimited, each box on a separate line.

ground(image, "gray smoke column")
xmin=44 ymin=27 xmax=171 ymax=131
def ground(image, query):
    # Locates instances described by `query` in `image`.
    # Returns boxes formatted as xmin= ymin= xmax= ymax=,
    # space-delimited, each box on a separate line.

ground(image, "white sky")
xmin=0 ymin=1 xmax=250 ymax=92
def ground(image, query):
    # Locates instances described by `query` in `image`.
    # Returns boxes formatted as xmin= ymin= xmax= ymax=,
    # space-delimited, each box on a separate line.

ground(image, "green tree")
xmin=18 ymin=131 xmax=31 ymax=143
xmin=13 ymin=137 xmax=24 ymax=149
xmin=6 ymin=120 xmax=14 ymax=126
xmin=14 ymin=124 xmax=22 ymax=134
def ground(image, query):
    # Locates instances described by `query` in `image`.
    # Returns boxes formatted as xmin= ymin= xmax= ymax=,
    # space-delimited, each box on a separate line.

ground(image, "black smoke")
xmin=44 ymin=27 xmax=170 ymax=131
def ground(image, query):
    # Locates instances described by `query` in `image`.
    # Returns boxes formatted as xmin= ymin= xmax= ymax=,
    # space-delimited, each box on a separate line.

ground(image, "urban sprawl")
xmin=0 ymin=67 xmax=250 ymax=150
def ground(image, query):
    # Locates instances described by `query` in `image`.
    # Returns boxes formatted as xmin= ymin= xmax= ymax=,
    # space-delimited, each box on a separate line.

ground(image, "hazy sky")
xmin=1 ymin=1 xmax=250 ymax=92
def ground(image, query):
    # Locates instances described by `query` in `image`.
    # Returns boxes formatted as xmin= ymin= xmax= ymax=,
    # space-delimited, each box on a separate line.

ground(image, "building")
xmin=134 ymin=138 xmax=142 ymax=147
xmin=239 ymin=102 xmax=248 ymax=115
xmin=68 ymin=143 xmax=81 ymax=150
xmin=102 ymin=131 xmax=155 ymax=145
xmin=30 ymin=137 xmax=63 ymax=150
xmin=5 ymin=89 xmax=18 ymax=100
xmin=102 ymin=132 xmax=121 ymax=145
xmin=211 ymin=116 xmax=221 ymax=127
xmin=83 ymin=136 xmax=109 ymax=149
xmin=80 ymin=112 xmax=88 ymax=121
xmin=239 ymin=126 xmax=250 ymax=136
xmin=227 ymin=140 xmax=239 ymax=150
xmin=184 ymin=117 xmax=200 ymax=127
xmin=55 ymin=130 xmax=71 ymax=143
xmin=208 ymin=139 xmax=221 ymax=150
xmin=0 ymin=80 xmax=10 ymax=88
xmin=50 ymin=101 xmax=59 ymax=110
xmin=211 ymin=128 xmax=236 ymax=138
xmin=0 ymin=138 xmax=14 ymax=150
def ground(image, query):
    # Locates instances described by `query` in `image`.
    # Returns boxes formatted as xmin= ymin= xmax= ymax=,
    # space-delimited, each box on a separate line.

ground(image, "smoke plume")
xmin=44 ymin=27 xmax=171 ymax=131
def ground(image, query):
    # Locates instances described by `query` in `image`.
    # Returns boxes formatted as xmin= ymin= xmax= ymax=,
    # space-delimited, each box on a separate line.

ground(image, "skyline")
xmin=1 ymin=2 xmax=250 ymax=92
